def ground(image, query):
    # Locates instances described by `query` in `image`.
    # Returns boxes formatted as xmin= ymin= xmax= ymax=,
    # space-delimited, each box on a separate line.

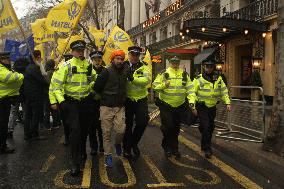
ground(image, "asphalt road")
xmin=0 ymin=119 xmax=282 ymax=189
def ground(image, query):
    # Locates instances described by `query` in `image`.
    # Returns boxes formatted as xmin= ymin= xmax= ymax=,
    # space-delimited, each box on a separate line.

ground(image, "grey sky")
xmin=11 ymin=0 xmax=30 ymax=18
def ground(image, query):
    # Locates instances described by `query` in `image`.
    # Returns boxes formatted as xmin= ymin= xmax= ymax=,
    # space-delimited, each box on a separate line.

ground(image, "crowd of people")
xmin=0 ymin=39 xmax=231 ymax=177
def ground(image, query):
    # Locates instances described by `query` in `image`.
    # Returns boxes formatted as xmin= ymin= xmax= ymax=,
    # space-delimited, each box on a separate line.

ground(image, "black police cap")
xmin=128 ymin=46 xmax=142 ymax=55
xmin=202 ymin=59 xmax=216 ymax=65
xmin=70 ymin=40 xmax=86 ymax=50
xmin=90 ymin=51 xmax=103 ymax=59
xmin=0 ymin=51 xmax=11 ymax=59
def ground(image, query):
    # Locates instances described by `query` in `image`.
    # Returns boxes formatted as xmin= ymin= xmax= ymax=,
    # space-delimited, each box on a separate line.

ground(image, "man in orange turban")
xmin=93 ymin=49 xmax=131 ymax=167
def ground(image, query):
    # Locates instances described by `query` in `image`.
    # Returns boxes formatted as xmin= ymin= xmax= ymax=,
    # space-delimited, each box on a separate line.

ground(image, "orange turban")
xmin=110 ymin=50 xmax=125 ymax=61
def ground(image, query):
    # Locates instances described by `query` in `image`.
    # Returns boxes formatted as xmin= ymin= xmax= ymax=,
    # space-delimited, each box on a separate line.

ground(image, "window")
xmin=140 ymin=35 xmax=146 ymax=47
xmin=150 ymin=32 xmax=157 ymax=44
xmin=160 ymin=27 xmax=168 ymax=41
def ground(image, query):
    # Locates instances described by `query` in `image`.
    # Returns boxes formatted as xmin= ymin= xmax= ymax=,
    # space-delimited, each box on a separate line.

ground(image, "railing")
xmin=223 ymin=0 xmax=278 ymax=21
xmin=147 ymin=35 xmax=182 ymax=53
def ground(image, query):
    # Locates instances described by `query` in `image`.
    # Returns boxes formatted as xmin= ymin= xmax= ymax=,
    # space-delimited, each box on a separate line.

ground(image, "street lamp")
xmin=252 ymin=57 xmax=262 ymax=70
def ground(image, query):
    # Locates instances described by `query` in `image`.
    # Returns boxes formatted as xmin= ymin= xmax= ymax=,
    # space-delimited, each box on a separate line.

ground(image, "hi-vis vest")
xmin=153 ymin=67 xmax=194 ymax=108
xmin=0 ymin=63 xmax=24 ymax=99
xmin=51 ymin=57 xmax=97 ymax=103
xmin=127 ymin=62 xmax=151 ymax=101
xmin=188 ymin=74 xmax=230 ymax=108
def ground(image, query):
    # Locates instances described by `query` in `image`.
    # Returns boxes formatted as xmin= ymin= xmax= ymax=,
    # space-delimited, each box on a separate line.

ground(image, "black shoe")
xmin=204 ymin=149 xmax=212 ymax=159
xmin=164 ymin=150 xmax=172 ymax=158
xmin=0 ymin=146 xmax=15 ymax=154
xmin=70 ymin=165 xmax=80 ymax=177
xmin=123 ymin=149 xmax=132 ymax=159
xmin=132 ymin=146 xmax=140 ymax=157
xmin=64 ymin=136 xmax=70 ymax=146
xmin=90 ymin=149 xmax=97 ymax=156
xmin=172 ymin=151 xmax=181 ymax=158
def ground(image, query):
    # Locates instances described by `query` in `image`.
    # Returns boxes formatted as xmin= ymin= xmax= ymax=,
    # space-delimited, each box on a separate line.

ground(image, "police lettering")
xmin=51 ymin=20 xmax=73 ymax=29
xmin=0 ymin=16 xmax=14 ymax=28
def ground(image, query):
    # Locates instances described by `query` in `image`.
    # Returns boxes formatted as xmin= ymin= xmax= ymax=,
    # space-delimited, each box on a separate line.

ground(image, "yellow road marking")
xmin=143 ymin=155 xmax=185 ymax=187
xmin=178 ymin=135 xmax=263 ymax=189
xmin=54 ymin=170 xmax=85 ymax=188
xmin=40 ymin=154 xmax=56 ymax=173
xmin=99 ymin=156 xmax=136 ymax=187
xmin=81 ymin=157 xmax=92 ymax=188
xmin=169 ymin=157 xmax=221 ymax=185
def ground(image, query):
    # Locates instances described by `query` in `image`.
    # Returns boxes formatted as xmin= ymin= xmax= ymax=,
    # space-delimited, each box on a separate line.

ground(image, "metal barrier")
xmin=215 ymin=86 xmax=266 ymax=143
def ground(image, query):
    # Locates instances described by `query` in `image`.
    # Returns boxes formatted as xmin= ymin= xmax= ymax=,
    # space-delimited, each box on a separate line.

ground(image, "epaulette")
xmin=195 ymin=74 xmax=201 ymax=79
xmin=63 ymin=60 xmax=71 ymax=67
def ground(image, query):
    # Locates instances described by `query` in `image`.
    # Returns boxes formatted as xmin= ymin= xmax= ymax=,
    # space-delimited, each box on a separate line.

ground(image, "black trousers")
xmin=159 ymin=102 xmax=190 ymax=152
xmin=197 ymin=104 xmax=217 ymax=151
xmin=0 ymin=98 xmax=11 ymax=149
xmin=123 ymin=98 xmax=149 ymax=152
xmin=60 ymin=107 xmax=69 ymax=138
xmin=43 ymin=96 xmax=61 ymax=129
xmin=81 ymin=99 xmax=103 ymax=153
xmin=24 ymin=100 xmax=43 ymax=138
xmin=62 ymin=97 xmax=92 ymax=165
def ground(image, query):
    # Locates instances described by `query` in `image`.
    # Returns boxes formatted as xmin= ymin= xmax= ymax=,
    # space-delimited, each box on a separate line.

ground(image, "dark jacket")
xmin=94 ymin=62 xmax=130 ymax=107
xmin=23 ymin=63 xmax=48 ymax=103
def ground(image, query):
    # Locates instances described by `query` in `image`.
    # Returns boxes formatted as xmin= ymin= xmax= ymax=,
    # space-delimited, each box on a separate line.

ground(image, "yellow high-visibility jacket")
xmin=153 ymin=67 xmax=194 ymax=108
xmin=0 ymin=63 xmax=24 ymax=98
xmin=127 ymin=62 xmax=151 ymax=101
xmin=51 ymin=57 xmax=97 ymax=103
xmin=188 ymin=74 xmax=230 ymax=108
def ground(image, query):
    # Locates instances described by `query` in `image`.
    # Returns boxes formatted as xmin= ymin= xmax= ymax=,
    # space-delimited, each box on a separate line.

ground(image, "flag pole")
xmin=57 ymin=30 xmax=75 ymax=63
xmin=8 ymin=0 xmax=36 ymax=63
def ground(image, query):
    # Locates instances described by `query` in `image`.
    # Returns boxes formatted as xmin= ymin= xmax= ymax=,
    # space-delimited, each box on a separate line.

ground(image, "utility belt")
xmin=196 ymin=101 xmax=216 ymax=109
xmin=64 ymin=95 xmax=92 ymax=103
xmin=0 ymin=96 xmax=10 ymax=102
xmin=155 ymin=97 xmax=186 ymax=109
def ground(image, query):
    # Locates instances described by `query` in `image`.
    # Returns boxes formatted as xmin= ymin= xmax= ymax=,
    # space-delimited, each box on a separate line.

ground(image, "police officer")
xmin=50 ymin=54 xmax=73 ymax=145
xmin=0 ymin=52 xmax=24 ymax=154
xmin=153 ymin=56 xmax=194 ymax=158
xmin=85 ymin=50 xmax=105 ymax=156
xmin=188 ymin=59 xmax=231 ymax=158
xmin=52 ymin=40 xmax=97 ymax=176
xmin=123 ymin=46 xmax=151 ymax=158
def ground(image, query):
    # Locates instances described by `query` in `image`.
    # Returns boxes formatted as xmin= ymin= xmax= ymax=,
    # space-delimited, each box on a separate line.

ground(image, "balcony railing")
xmin=223 ymin=0 xmax=278 ymax=21
xmin=147 ymin=35 xmax=182 ymax=53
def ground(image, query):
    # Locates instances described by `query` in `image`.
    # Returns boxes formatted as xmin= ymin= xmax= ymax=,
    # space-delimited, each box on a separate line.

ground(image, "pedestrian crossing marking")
xmin=178 ymin=135 xmax=263 ymax=189
xmin=40 ymin=154 xmax=56 ymax=173
xmin=143 ymin=155 xmax=185 ymax=187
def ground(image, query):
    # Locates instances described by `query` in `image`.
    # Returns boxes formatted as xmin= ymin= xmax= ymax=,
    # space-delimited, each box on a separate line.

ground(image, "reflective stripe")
xmin=52 ymin=78 xmax=63 ymax=85
xmin=152 ymin=82 xmax=159 ymax=86
xmin=65 ymin=90 xmax=90 ymax=96
xmin=75 ymin=71 xmax=87 ymax=75
xmin=221 ymin=87 xmax=227 ymax=91
xmin=14 ymin=73 xmax=19 ymax=81
xmin=0 ymin=86 xmax=10 ymax=90
xmin=186 ymin=85 xmax=194 ymax=90
xmin=199 ymin=88 xmax=211 ymax=92
xmin=187 ymin=91 xmax=195 ymax=95
xmin=168 ymin=86 xmax=185 ymax=89
xmin=66 ymin=81 xmax=89 ymax=86
xmin=4 ymin=73 xmax=12 ymax=82
xmin=198 ymin=78 xmax=204 ymax=87
xmin=143 ymin=73 xmax=149 ymax=77
xmin=197 ymin=94 xmax=212 ymax=99
xmin=221 ymin=92 xmax=229 ymax=95
xmin=161 ymin=91 xmax=185 ymax=97
xmin=168 ymin=77 xmax=183 ymax=80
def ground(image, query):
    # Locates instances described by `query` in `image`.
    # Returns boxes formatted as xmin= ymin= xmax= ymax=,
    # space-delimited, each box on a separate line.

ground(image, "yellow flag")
xmin=57 ymin=34 xmax=84 ymax=55
xmin=89 ymin=26 xmax=106 ymax=48
xmin=35 ymin=44 xmax=45 ymax=62
xmin=143 ymin=50 xmax=152 ymax=88
xmin=31 ymin=19 xmax=54 ymax=43
xmin=0 ymin=0 xmax=20 ymax=34
xmin=45 ymin=0 xmax=87 ymax=32
xmin=103 ymin=26 xmax=134 ymax=64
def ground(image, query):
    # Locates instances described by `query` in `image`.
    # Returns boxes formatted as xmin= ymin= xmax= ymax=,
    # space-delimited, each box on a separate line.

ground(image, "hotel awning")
xmin=182 ymin=18 xmax=269 ymax=42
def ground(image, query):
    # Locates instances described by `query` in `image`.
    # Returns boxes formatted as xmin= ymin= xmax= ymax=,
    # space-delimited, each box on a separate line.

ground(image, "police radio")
xmin=71 ymin=66 xmax=77 ymax=74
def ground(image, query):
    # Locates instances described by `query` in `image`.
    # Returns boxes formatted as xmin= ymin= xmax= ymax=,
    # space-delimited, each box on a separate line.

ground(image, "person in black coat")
xmin=23 ymin=50 xmax=48 ymax=140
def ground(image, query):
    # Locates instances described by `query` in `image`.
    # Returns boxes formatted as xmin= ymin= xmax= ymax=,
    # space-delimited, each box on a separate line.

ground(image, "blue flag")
xmin=4 ymin=35 xmax=35 ymax=62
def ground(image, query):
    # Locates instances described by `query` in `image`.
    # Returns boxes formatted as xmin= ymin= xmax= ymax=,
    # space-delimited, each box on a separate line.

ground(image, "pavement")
xmin=0 ymin=105 xmax=283 ymax=189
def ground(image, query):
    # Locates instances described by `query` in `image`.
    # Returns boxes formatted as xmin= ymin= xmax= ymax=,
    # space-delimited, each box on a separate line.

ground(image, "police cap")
xmin=128 ymin=46 xmax=142 ymax=56
xmin=169 ymin=56 xmax=180 ymax=63
xmin=0 ymin=52 xmax=11 ymax=59
xmin=90 ymin=51 xmax=103 ymax=59
xmin=70 ymin=40 xmax=86 ymax=51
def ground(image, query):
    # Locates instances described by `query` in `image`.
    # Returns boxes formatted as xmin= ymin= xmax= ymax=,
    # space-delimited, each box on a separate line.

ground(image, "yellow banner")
xmin=103 ymin=26 xmax=134 ymax=64
xmin=35 ymin=43 xmax=45 ymax=62
xmin=89 ymin=26 xmax=105 ymax=48
xmin=31 ymin=18 xmax=54 ymax=43
xmin=45 ymin=0 xmax=87 ymax=32
xmin=57 ymin=34 xmax=84 ymax=55
xmin=0 ymin=0 xmax=20 ymax=34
